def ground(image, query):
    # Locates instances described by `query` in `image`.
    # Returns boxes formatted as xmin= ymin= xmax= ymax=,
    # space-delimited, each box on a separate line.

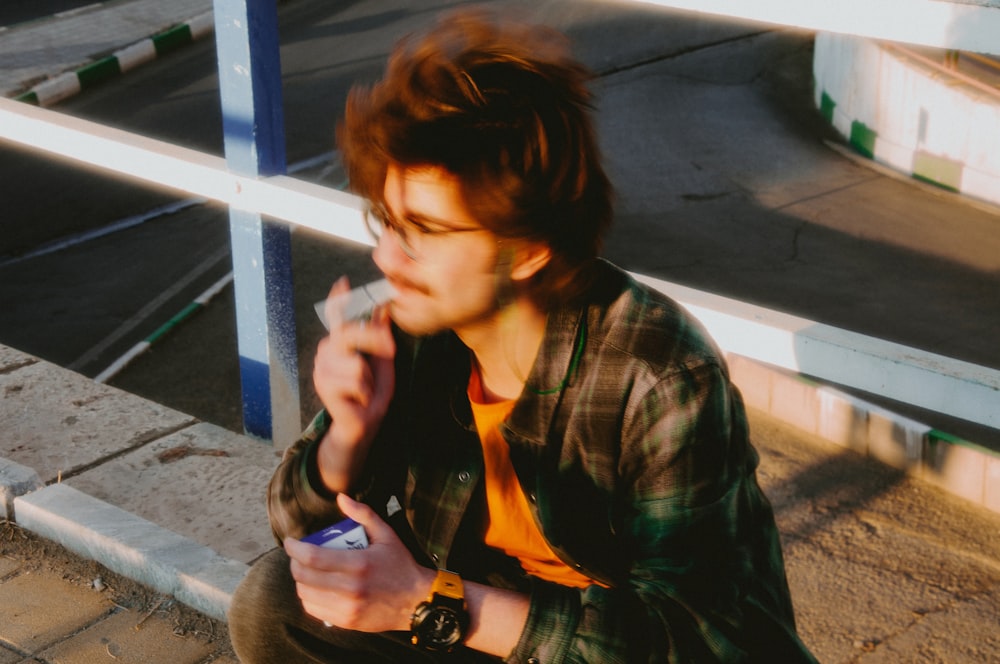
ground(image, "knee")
xmin=229 ymin=547 xmax=300 ymax=661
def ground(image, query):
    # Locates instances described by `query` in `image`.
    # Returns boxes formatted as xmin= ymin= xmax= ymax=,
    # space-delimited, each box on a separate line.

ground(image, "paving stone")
xmin=0 ymin=345 xmax=36 ymax=372
xmin=37 ymin=605 xmax=216 ymax=664
xmin=0 ymin=644 xmax=22 ymax=664
xmin=67 ymin=422 xmax=280 ymax=563
xmin=0 ymin=360 xmax=195 ymax=483
xmin=0 ymin=567 xmax=112 ymax=654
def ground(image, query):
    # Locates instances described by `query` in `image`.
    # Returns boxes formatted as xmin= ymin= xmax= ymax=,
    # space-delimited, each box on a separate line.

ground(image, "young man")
xmin=229 ymin=10 xmax=816 ymax=663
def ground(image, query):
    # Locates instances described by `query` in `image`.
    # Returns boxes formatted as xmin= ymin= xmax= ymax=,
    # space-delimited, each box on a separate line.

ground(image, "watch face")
xmin=414 ymin=605 xmax=465 ymax=650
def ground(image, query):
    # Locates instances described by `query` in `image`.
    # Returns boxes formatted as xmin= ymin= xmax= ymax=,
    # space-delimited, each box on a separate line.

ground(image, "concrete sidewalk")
xmin=2 ymin=1 xmax=1000 ymax=663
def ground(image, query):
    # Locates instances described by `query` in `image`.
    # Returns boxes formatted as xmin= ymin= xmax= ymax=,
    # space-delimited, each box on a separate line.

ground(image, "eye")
xmin=404 ymin=222 xmax=458 ymax=240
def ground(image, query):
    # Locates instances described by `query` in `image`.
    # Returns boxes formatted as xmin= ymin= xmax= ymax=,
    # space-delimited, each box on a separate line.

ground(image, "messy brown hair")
xmin=338 ymin=9 xmax=613 ymax=306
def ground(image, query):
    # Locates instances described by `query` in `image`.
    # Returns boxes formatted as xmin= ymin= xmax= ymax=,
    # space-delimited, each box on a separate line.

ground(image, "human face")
xmin=372 ymin=164 xmax=506 ymax=338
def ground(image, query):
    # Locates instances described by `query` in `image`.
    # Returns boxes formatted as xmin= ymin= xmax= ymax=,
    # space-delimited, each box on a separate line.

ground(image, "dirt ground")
xmin=0 ymin=519 xmax=235 ymax=661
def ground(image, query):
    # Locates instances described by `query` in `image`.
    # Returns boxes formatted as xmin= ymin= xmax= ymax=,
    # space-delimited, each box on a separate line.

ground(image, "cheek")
xmin=427 ymin=255 xmax=501 ymax=322
xmin=431 ymin=262 xmax=495 ymax=306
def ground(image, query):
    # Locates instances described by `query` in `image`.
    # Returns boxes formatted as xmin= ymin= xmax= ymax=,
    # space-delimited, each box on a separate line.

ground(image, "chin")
xmin=388 ymin=306 xmax=443 ymax=338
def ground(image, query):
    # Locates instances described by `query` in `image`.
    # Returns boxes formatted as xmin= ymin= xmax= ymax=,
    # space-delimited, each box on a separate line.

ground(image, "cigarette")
xmin=314 ymin=278 xmax=396 ymax=330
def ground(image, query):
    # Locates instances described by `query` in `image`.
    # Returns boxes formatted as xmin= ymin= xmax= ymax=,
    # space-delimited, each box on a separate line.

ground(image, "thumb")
xmin=336 ymin=493 xmax=392 ymax=543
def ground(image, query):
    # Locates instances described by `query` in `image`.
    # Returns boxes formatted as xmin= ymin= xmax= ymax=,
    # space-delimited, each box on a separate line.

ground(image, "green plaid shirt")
xmin=268 ymin=260 xmax=816 ymax=663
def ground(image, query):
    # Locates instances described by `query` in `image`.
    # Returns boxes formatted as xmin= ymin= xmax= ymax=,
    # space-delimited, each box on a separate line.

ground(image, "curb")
xmin=11 ymin=483 xmax=246 ymax=623
xmin=813 ymin=32 xmax=1000 ymax=210
xmin=0 ymin=457 xmax=43 ymax=521
xmin=94 ymin=271 xmax=233 ymax=384
xmin=12 ymin=10 xmax=214 ymax=107
xmin=728 ymin=354 xmax=1000 ymax=514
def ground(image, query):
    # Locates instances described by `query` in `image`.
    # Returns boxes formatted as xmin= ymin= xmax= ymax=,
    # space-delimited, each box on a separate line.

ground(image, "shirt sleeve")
xmin=264 ymin=329 xmax=417 ymax=544
xmin=265 ymin=410 xmax=346 ymax=543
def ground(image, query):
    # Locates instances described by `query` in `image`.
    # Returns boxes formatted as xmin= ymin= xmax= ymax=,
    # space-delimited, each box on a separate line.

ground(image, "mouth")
xmin=383 ymin=275 xmax=427 ymax=299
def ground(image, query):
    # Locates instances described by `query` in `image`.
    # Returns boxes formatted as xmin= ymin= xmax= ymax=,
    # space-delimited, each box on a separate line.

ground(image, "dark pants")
xmin=228 ymin=548 xmax=503 ymax=664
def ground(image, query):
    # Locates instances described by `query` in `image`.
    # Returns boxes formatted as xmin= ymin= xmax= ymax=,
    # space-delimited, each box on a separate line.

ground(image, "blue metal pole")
xmin=213 ymin=0 xmax=300 ymax=444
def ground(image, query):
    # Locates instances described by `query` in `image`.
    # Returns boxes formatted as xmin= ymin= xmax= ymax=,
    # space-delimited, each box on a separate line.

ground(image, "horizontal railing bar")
xmin=636 ymin=0 xmax=1000 ymax=55
xmin=0 ymin=98 xmax=371 ymax=247
xmin=1 ymin=97 xmax=997 ymax=430
xmin=635 ymin=275 xmax=1000 ymax=430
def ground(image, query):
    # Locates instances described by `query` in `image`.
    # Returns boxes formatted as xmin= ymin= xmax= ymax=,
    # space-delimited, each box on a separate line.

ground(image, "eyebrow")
xmin=397 ymin=209 xmax=481 ymax=233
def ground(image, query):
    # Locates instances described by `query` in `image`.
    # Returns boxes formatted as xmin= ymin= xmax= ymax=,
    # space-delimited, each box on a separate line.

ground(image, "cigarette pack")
xmin=301 ymin=518 xmax=368 ymax=550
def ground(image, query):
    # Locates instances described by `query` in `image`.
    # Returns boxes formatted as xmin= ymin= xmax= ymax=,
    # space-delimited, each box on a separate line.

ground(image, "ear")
xmin=509 ymin=242 xmax=552 ymax=283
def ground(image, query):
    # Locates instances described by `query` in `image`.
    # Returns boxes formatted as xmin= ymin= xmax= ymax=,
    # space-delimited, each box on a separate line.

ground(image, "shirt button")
xmin=528 ymin=658 xmax=540 ymax=664
xmin=431 ymin=554 xmax=439 ymax=563
xmin=528 ymin=493 xmax=537 ymax=503
xmin=458 ymin=471 xmax=471 ymax=483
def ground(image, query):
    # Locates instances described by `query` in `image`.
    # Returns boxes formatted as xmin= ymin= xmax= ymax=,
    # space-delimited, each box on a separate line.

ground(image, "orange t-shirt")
xmin=468 ymin=368 xmax=597 ymax=589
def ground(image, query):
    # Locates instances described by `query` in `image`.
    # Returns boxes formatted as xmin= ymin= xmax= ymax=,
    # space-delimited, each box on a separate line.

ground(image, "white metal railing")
xmin=637 ymin=0 xmax=1000 ymax=56
xmin=2 ymin=96 xmax=997 ymax=431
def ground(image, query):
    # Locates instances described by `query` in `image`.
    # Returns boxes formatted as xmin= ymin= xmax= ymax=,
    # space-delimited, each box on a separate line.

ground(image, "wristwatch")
xmin=410 ymin=569 xmax=470 ymax=651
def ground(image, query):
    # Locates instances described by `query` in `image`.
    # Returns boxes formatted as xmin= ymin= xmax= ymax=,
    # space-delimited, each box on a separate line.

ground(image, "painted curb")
xmin=728 ymin=354 xmax=1000 ymax=515
xmin=94 ymin=271 xmax=233 ymax=384
xmin=813 ymin=32 xmax=1000 ymax=210
xmin=12 ymin=11 xmax=214 ymax=107
xmin=12 ymin=483 xmax=247 ymax=622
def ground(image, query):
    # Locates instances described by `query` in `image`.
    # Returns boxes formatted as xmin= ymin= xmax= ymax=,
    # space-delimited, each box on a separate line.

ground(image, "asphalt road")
xmin=1 ymin=0 xmax=998 ymax=443
xmin=0 ymin=0 xmax=99 ymax=28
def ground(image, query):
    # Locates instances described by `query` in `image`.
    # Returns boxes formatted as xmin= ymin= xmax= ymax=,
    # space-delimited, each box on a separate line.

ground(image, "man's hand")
xmin=313 ymin=277 xmax=396 ymax=494
xmin=285 ymin=494 xmax=434 ymax=632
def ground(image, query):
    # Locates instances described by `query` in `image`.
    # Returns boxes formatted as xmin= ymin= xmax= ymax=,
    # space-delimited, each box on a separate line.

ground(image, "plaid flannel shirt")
xmin=267 ymin=260 xmax=816 ymax=663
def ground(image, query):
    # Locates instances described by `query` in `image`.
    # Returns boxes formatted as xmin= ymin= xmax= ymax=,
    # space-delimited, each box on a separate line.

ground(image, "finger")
xmin=336 ymin=494 xmax=394 ymax=544
xmin=323 ymin=277 xmax=352 ymax=330
xmin=285 ymin=538 xmax=361 ymax=575
xmin=327 ymin=276 xmax=350 ymax=300
xmin=314 ymin=338 xmax=378 ymax=401
xmin=349 ymin=316 xmax=396 ymax=360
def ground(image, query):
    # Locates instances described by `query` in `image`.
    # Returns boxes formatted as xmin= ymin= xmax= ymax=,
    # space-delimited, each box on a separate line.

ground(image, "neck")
xmin=458 ymin=297 xmax=548 ymax=403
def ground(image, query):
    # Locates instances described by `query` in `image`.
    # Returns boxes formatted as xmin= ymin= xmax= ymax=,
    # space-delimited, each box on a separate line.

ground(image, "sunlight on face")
xmin=373 ymin=165 xmax=505 ymax=337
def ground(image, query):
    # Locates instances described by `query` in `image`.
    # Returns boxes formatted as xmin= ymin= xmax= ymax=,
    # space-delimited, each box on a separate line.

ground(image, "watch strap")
xmin=429 ymin=569 xmax=464 ymax=602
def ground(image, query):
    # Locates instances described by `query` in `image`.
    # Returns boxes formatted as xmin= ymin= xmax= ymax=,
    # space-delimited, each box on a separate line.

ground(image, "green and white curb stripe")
xmin=813 ymin=32 xmax=1000 ymax=209
xmin=15 ymin=11 xmax=213 ymax=107
xmin=819 ymin=94 xmax=966 ymax=194
xmin=94 ymin=270 xmax=232 ymax=384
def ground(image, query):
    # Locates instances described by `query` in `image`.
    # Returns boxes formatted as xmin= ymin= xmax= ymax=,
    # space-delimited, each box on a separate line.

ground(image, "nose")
xmin=372 ymin=228 xmax=411 ymax=274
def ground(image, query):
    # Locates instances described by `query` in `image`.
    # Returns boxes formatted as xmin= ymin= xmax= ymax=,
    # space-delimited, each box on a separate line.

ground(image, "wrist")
xmin=314 ymin=426 xmax=365 ymax=495
xmin=316 ymin=418 xmax=382 ymax=496
xmin=300 ymin=437 xmax=338 ymax=500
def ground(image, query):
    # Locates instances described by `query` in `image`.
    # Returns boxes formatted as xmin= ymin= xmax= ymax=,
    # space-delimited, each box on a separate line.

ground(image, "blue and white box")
xmin=302 ymin=518 xmax=368 ymax=550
